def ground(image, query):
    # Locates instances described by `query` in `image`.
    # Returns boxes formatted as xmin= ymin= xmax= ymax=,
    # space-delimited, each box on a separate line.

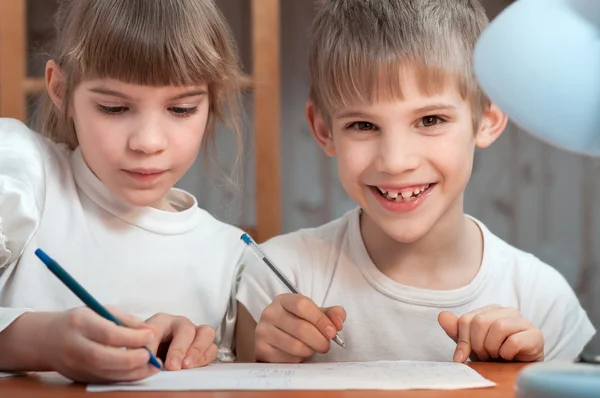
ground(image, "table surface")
xmin=0 ymin=362 xmax=529 ymax=397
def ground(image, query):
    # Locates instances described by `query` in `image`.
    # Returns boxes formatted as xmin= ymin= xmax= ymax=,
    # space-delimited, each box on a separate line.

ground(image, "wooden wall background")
xmin=23 ymin=0 xmax=598 ymax=353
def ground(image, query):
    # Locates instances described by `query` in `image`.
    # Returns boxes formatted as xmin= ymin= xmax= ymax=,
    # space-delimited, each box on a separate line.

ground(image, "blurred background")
xmin=0 ymin=0 xmax=597 ymax=352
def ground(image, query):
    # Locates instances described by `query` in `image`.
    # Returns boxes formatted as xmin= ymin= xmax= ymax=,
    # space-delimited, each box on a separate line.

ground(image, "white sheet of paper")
xmin=87 ymin=361 xmax=495 ymax=392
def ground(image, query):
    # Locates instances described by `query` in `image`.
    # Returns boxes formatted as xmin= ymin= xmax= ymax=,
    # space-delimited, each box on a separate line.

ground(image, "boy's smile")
xmin=370 ymin=183 xmax=436 ymax=213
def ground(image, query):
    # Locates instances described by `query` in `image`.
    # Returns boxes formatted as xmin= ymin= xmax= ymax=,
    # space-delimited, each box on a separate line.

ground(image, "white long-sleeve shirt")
xmin=0 ymin=118 xmax=244 ymax=360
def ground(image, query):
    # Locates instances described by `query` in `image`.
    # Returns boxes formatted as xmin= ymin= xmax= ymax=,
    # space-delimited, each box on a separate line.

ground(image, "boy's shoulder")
xmin=261 ymin=208 xmax=359 ymax=256
xmin=474 ymin=216 xmax=573 ymax=289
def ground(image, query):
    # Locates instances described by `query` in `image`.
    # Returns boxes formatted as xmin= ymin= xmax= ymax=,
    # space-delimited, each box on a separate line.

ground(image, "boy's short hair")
xmin=309 ymin=0 xmax=490 ymax=125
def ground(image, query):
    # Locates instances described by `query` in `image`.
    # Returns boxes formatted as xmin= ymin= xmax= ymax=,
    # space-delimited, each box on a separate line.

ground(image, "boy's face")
xmin=307 ymin=70 xmax=506 ymax=243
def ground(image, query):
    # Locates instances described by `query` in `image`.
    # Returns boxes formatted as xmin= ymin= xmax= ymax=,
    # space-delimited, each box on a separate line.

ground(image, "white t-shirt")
xmin=0 ymin=118 xmax=244 ymax=361
xmin=237 ymin=207 xmax=596 ymax=362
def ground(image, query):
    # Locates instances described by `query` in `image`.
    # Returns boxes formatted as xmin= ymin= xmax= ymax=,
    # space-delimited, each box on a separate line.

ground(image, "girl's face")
xmin=69 ymin=78 xmax=210 ymax=210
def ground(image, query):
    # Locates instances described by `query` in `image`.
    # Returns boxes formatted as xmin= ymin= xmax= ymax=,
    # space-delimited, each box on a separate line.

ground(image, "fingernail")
xmin=169 ymin=357 xmax=182 ymax=369
xmin=325 ymin=325 xmax=336 ymax=338
xmin=183 ymin=357 xmax=194 ymax=368
xmin=454 ymin=350 xmax=464 ymax=362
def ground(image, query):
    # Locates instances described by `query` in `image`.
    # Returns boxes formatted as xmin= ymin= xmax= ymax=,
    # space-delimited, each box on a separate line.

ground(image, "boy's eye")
xmin=419 ymin=115 xmax=445 ymax=127
xmin=169 ymin=106 xmax=199 ymax=118
xmin=347 ymin=121 xmax=376 ymax=131
xmin=97 ymin=105 xmax=127 ymax=115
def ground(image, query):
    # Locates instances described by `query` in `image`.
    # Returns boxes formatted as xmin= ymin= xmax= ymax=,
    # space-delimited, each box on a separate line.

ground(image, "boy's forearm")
xmin=0 ymin=312 xmax=54 ymax=371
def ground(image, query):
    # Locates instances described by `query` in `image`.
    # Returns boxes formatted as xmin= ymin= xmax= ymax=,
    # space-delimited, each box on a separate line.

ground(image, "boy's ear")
xmin=46 ymin=60 xmax=65 ymax=112
xmin=306 ymin=100 xmax=335 ymax=156
xmin=475 ymin=103 xmax=508 ymax=148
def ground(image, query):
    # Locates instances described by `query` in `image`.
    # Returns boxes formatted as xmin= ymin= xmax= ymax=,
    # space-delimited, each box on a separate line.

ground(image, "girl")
xmin=0 ymin=0 xmax=247 ymax=383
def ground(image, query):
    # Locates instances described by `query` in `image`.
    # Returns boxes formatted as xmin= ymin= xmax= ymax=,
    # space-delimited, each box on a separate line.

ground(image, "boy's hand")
xmin=145 ymin=313 xmax=218 ymax=371
xmin=43 ymin=307 xmax=159 ymax=383
xmin=438 ymin=304 xmax=544 ymax=363
xmin=255 ymin=293 xmax=346 ymax=363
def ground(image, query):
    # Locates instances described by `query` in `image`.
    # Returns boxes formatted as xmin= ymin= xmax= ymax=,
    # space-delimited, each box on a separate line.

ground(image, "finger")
xmin=182 ymin=326 xmax=216 ymax=369
xmin=499 ymin=328 xmax=545 ymax=362
xmin=321 ymin=306 xmax=346 ymax=331
xmin=438 ymin=311 xmax=459 ymax=341
xmin=256 ymin=321 xmax=316 ymax=358
xmin=143 ymin=313 xmax=177 ymax=358
xmin=278 ymin=294 xmax=337 ymax=340
xmin=255 ymin=339 xmax=304 ymax=364
xmin=470 ymin=307 xmax=518 ymax=361
xmin=100 ymin=363 xmax=160 ymax=383
xmin=455 ymin=305 xmax=501 ymax=362
xmin=266 ymin=306 xmax=330 ymax=354
xmin=163 ymin=319 xmax=196 ymax=371
xmin=76 ymin=312 xmax=154 ymax=349
xmin=484 ymin=316 xmax=531 ymax=359
xmin=201 ymin=344 xmax=219 ymax=365
xmin=84 ymin=341 xmax=152 ymax=371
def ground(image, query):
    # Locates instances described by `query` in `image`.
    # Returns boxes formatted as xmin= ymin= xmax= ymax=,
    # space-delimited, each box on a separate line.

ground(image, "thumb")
xmin=321 ymin=306 xmax=346 ymax=331
xmin=438 ymin=311 xmax=459 ymax=341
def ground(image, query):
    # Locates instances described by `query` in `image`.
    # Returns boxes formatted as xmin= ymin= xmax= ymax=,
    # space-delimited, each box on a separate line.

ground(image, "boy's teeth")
xmin=377 ymin=183 xmax=432 ymax=202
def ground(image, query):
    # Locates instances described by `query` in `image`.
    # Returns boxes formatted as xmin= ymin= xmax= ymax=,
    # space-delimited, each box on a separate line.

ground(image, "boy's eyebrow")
xmin=88 ymin=88 xmax=208 ymax=101
xmin=413 ymin=104 xmax=458 ymax=113
xmin=335 ymin=110 xmax=374 ymax=119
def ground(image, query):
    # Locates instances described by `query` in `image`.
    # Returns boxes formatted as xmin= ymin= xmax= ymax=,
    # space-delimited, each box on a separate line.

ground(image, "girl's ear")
xmin=306 ymin=100 xmax=335 ymax=156
xmin=46 ymin=60 xmax=65 ymax=112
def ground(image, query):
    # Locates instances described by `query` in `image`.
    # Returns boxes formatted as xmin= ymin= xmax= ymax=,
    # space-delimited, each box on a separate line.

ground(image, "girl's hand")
xmin=145 ymin=313 xmax=218 ymax=370
xmin=44 ymin=307 xmax=158 ymax=383
xmin=438 ymin=304 xmax=544 ymax=363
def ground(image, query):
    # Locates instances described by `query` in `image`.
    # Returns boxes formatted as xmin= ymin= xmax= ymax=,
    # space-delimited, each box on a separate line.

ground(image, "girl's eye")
xmin=419 ymin=115 xmax=445 ymax=128
xmin=346 ymin=121 xmax=377 ymax=131
xmin=97 ymin=105 xmax=127 ymax=115
xmin=169 ymin=106 xmax=199 ymax=118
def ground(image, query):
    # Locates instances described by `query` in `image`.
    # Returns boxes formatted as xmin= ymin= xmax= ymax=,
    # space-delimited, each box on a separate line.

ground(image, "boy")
xmin=235 ymin=0 xmax=595 ymax=363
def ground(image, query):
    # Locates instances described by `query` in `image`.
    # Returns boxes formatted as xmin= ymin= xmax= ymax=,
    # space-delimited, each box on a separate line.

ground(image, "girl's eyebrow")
xmin=169 ymin=90 xmax=208 ymax=101
xmin=87 ymin=87 xmax=208 ymax=101
xmin=89 ymin=87 xmax=131 ymax=100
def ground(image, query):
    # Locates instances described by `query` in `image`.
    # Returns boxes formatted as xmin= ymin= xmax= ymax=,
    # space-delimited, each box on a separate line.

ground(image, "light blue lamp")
xmin=474 ymin=0 xmax=600 ymax=156
xmin=474 ymin=0 xmax=600 ymax=397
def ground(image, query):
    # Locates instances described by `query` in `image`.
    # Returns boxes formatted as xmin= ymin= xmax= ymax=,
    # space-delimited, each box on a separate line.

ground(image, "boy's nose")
xmin=375 ymin=134 xmax=421 ymax=174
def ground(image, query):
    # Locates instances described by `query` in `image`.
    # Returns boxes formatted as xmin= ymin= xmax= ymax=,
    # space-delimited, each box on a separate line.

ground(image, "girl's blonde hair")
xmin=39 ymin=0 xmax=245 ymax=166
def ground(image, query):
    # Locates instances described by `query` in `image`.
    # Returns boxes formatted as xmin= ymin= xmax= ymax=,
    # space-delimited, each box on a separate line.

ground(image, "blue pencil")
xmin=34 ymin=248 xmax=162 ymax=370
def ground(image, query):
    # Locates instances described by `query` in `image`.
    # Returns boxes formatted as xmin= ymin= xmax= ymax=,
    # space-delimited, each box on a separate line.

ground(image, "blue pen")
xmin=240 ymin=234 xmax=346 ymax=348
xmin=34 ymin=248 xmax=162 ymax=370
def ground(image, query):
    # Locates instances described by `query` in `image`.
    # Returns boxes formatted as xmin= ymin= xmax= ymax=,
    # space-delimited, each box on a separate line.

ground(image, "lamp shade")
xmin=474 ymin=0 xmax=600 ymax=156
